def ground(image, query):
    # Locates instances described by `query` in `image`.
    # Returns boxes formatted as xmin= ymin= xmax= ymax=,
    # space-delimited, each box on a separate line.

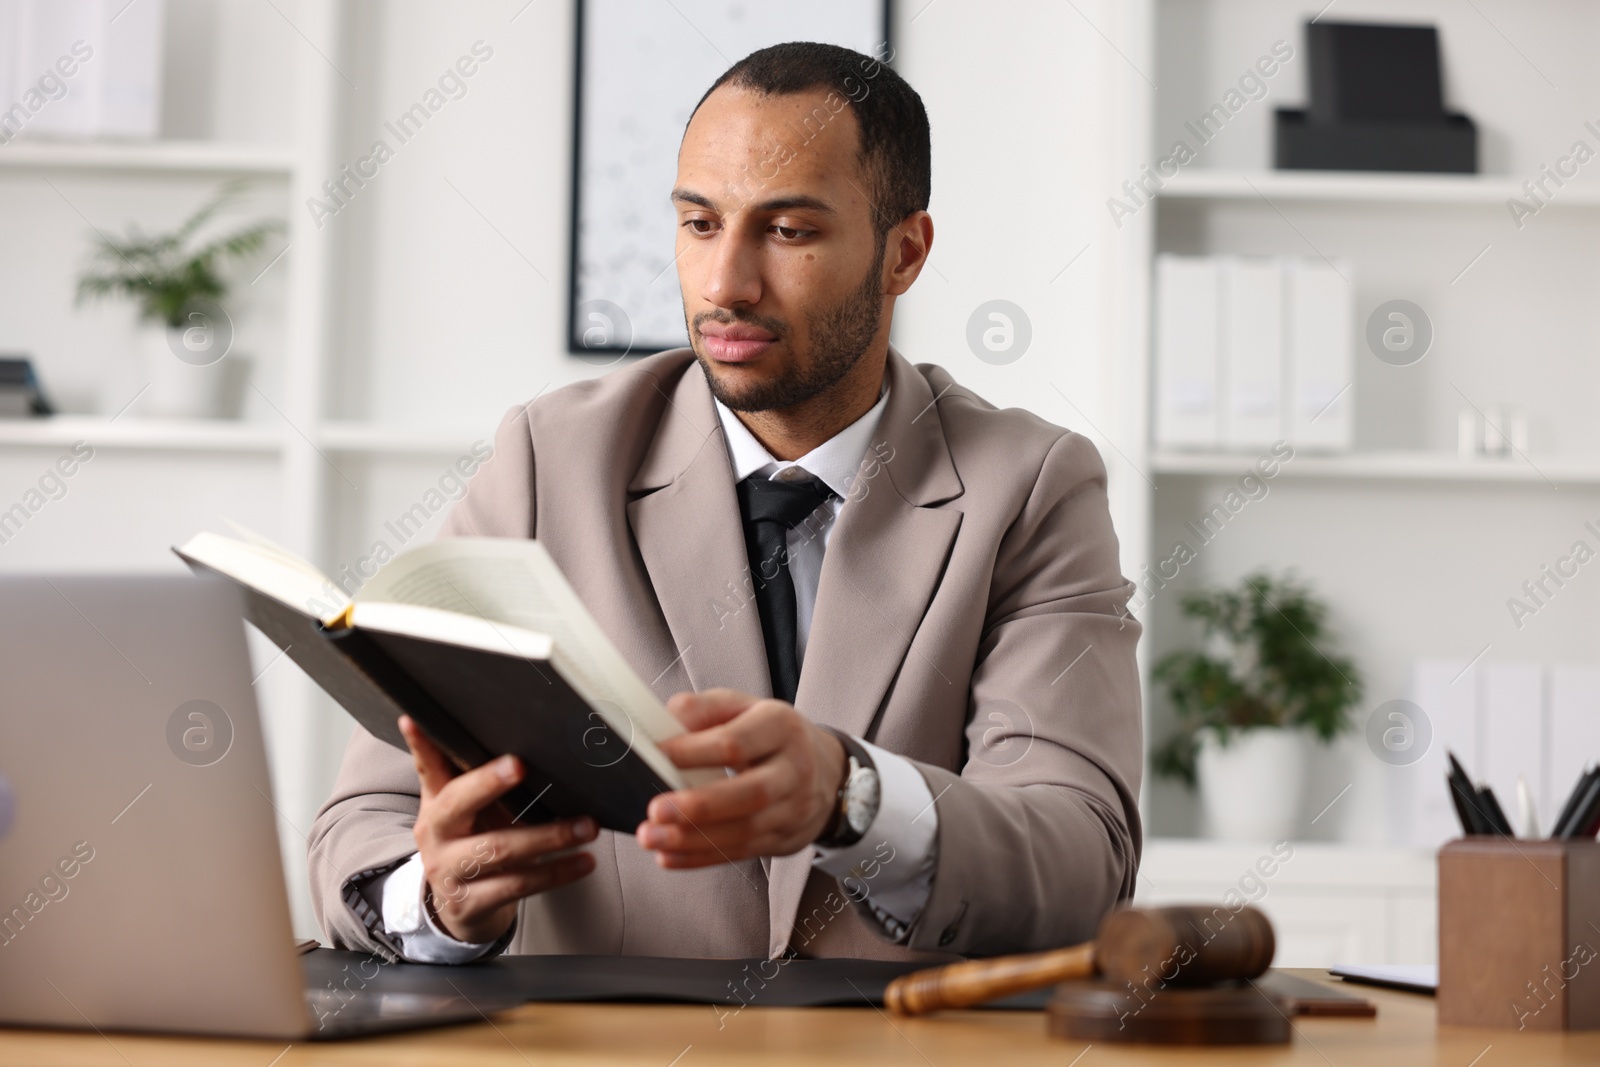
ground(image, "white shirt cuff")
xmin=811 ymin=740 xmax=938 ymax=932
xmin=376 ymin=852 xmax=499 ymax=964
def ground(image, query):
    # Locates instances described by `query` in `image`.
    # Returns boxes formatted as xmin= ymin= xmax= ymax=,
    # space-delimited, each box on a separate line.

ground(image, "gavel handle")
xmin=883 ymin=941 xmax=1096 ymax=1016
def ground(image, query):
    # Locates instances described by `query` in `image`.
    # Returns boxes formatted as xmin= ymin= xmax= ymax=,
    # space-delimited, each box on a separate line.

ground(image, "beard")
xmin=688 ymin=237 xmax=886 ymax=413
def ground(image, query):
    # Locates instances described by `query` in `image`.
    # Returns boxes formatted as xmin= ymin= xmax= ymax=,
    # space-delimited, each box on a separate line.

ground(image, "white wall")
xmin=894 ymin=0 xmax=1151 ymax=577
xmin=321 ymin=0 xmax=589 ymax=430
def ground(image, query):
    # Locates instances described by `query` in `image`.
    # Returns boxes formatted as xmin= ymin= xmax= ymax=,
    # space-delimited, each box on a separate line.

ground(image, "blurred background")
xmin=3 ymin=0 xmax=1598 ymax=967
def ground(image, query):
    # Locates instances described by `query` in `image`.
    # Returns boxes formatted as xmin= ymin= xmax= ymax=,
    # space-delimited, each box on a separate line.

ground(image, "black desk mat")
xmin=302 ymin=950 xmax=1052 ymax=1010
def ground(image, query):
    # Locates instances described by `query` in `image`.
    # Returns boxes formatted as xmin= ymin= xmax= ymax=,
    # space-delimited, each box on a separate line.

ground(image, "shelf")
xmin=0 ymin=140 xmax=296 ymax=176
xmin=1158 ymin=168 xmax=1600 ymax=207
xmin=0 ymin=419 xmax=495 ymax=457
xmin=0 ymin=416 xmax=283 ymax=453
xmin=1143 ymin=839 xmax=1436 ymax=890
xmin=317 ymin=422 xmax=486 ymax=456
xmin=1151 ymin=449 xmax=1600 ymax=486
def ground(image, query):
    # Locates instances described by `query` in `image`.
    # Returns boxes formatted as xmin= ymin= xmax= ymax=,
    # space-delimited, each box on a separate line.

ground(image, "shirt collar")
xmin=714 ymin=384 xmax=890 ymax=500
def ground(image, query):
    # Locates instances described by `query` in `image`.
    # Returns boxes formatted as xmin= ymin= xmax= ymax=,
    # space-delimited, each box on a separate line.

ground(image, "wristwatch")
xmin=814 ymin=727 xmax=881 ymax=849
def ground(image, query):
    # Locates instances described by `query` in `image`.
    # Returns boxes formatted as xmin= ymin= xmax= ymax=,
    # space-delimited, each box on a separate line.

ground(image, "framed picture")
xmin=568 ymin=0 xmax=892 ymax=359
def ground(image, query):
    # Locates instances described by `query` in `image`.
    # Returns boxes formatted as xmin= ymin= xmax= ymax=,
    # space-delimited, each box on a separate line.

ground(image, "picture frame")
xmin=567 ymin=0 xmax=893 ymax=360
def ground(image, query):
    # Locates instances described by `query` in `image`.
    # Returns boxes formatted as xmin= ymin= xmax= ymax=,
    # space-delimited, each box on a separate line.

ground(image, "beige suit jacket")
xmin=309 ymin=346 xmax=1143 ymax=962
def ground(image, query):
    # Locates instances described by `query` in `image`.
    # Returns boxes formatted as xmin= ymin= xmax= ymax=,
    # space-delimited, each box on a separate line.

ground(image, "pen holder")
xmin=1439 ymin=838 xmax=1600 ymax=1030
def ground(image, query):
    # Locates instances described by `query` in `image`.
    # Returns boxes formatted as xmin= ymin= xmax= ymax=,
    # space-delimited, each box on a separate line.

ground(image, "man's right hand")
xmin=399 ymin=715 xmax=598 ymax=944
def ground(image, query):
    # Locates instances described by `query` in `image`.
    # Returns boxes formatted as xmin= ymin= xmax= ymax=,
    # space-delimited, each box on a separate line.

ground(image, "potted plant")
xmin=75 ymin=182 xmax=282 ymax=418
xmin=1152 ymin=571 xmax=1363 ymax=840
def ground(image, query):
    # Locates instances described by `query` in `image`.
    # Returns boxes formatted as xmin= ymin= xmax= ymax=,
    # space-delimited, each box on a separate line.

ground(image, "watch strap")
xmin=815 ymin=726 xmax=876 ymax=849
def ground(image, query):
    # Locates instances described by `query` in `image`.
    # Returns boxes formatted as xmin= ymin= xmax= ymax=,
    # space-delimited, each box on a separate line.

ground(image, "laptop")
xmin=0 ymin=572 xmax=522 ymax=1039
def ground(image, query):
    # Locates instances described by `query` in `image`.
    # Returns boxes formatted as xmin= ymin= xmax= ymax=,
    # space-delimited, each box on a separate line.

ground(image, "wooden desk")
xmin=1 ymin=970 xmax=1596 ymax=1066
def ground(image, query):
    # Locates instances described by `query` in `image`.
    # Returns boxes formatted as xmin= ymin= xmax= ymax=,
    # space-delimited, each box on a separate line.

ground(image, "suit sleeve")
xmin=903 ymin=431 xmax=1144 ymax=957
xmin=306 ymin=403 xmax=538 ymax=955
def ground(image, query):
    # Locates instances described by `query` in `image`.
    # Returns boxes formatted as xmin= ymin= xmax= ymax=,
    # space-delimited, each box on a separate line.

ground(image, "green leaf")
xmin=70 ymin=181 xmax=284 ymax=328
xmin=1151 ymin=570 xmax=1363 ymax=785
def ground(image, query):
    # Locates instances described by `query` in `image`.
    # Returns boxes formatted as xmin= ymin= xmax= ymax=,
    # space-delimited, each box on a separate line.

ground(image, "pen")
xmin=1516 ymin=774 xmax=1539 ymax=838
xmin=1476 ymin=784 xmax=1514 ymax=837
xmin=1550 ymin=764 xmax=1599 ymax=838
xmin=1446 ymin=751 xmax=1489 ymax=835
xmin=1446 ymin=770 xmax=1480 ymax=835
xmin=1558 ymin=771 xmax=1600 ymax=840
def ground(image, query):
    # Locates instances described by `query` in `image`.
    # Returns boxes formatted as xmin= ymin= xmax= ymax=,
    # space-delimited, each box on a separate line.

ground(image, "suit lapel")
xmin=626 ymin=364 xmax=773 ymax=703
xmin=628 ymin=363 xmax=789 ymax=918
xmin=767 ymin=348 xmax=965 ymax=956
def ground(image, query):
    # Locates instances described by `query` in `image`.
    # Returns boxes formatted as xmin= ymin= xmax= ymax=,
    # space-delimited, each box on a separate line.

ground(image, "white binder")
xmin=1286 ymin=259 xmax=1354 ymax=451
xmin=1154 ymin=255 xmax=1220 ymax=449
xmin=0 ymin=2 xmax=21 ymax=129
xmin=1548 ymin=663 xmax=1600 ymax=820
xmin=1222 ymin=257 xmax=1284 ymax=448
xmin=1479 ymin=661 xmax=1545 ymax=826
xmin=1407 ymin=658 xmax=1479 ymax=846
xmin=15 ymin=0 xmax=164 ymax=140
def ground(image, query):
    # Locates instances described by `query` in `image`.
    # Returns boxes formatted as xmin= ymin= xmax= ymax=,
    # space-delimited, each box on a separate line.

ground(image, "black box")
xmin=1308 ymin=22 xmax=1445 ymax=124
xmin=1274 ymin=109 xmax=1477 ymax=173
xmin=0 ymin=357 xmax=52 ymax=417
xmin=1276 ymin=20 xmax=1478 ymax=174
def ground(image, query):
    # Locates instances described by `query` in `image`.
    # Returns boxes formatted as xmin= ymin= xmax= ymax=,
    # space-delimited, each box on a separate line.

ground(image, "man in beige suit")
xmin=310 ymin=41 xmax=1141 ymax=965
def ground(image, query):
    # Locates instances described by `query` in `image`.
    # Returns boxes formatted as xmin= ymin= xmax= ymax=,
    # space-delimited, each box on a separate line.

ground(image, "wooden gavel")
xmin=885 ymin=904 xmax=1275 ymax=1015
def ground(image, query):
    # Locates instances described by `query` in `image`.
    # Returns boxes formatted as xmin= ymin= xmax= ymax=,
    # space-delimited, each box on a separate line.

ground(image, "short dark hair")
xmin=690 ymin=42 xmax=930 ymax=238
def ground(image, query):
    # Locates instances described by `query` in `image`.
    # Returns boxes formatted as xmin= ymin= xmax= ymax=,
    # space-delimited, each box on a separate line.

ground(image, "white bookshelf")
xmin=0 ymin=416 xmax=283 ymax=453
xmin=1159 ymin=168 xmax=1600 ymax=207
xmin=1124 ymin=0 xmax=1600 ymax=860
xmin=316 ymin=421 xmax=485 ymax=456
xmin=0 ymin=1 xmax=345 ymax=941
xmin=0 ymin=4 xmax=590 ymax=945
xmin=1150 ymin=450 xmax=1600 ymax=486
xmin=1141 ymin=840 xmax=1438 ymax=965
xmin=0 ymin=416 xmax=493 ymax=457
xmin=0 ymin=140 xmax=296 ymax=175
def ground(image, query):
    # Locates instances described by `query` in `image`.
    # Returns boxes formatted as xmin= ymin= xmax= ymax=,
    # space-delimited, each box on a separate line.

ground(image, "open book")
xmin=174 ymin=526 xmax=720 ymax=833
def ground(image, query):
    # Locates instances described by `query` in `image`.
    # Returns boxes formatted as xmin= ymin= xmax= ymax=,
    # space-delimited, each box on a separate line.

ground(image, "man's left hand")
xmin=635 ymin=688 xmax=845 ymax=868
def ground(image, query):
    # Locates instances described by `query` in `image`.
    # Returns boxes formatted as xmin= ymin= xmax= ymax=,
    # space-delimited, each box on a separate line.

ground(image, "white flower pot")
xmin=1196 ymin=727 xmax=1310 ymax=841
xmin=137 ymin=321 xmax=234 ymax=418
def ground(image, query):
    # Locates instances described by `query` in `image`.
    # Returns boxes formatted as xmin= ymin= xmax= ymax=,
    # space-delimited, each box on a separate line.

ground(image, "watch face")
xmin=844 ymin=767 xmax=881 ymax=835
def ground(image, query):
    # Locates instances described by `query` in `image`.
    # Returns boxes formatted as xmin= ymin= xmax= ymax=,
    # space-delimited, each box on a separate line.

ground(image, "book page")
xmin=356 ymin=539 xmax=699 ymax=763
xmin=351 ymin=602 xmax=554 ymax=663
xmin=176 ymin=531 xmax=338 ymax=620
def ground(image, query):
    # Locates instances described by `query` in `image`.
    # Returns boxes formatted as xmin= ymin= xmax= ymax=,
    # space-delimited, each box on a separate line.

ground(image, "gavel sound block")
xmin=887 ymin=904 xmax=1289 ymax=1045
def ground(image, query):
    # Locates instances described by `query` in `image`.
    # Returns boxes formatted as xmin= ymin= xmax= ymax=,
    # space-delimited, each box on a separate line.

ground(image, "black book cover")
xmin=176 ymin=549 xmax=664 ymax=829
xmin=348 ymin=628 xmax=673 ymax=832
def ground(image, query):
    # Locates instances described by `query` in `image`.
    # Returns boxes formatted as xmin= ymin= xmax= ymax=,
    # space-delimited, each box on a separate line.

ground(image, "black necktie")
xmin=736 ymin=474 xmax=833 ymax=703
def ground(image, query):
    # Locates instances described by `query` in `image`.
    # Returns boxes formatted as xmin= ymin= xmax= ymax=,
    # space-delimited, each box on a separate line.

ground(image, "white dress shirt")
xmin=373 ymin=383 xmax=938 ymax=961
